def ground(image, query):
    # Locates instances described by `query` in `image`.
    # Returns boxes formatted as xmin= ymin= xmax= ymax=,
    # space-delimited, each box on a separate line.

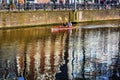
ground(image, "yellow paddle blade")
xmin=59 ymin=16 xmax=62 ymax=21
xmin=65 ymin=18 xmax=68 ymax=21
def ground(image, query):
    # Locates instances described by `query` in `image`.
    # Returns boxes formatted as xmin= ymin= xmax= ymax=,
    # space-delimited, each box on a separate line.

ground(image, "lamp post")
xmin=84 ymin=0 xmax=86 ymax=9
xmin=73 ymin=0 xmax=77 ymax=23
xmin=74 ymin=0 xmax=76 ymax=12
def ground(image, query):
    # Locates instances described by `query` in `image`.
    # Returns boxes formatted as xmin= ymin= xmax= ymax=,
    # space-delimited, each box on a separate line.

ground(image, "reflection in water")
xmin=55 ymin=32 xmax=69 ymax=80
xmin=0 ymin=22 xmax=120 ymax=80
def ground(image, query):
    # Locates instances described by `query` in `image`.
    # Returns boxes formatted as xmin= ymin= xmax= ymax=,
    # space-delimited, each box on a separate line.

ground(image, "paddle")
xmin=65 ymin=17 xmax=68 ymax=22
xmin=58 ymin=16 xmax=63 ymax=24
xmin=58 ymin=17 xmax=71 ymax=27
xmin=65 ymin=17 xmax=73 ymax=27
xmin=59 ymin=16 xmax=67 ymax=27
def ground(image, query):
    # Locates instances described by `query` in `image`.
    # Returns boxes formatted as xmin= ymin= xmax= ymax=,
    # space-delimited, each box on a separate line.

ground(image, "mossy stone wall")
xmin=0 ymin=10 xmax=120 ymax=28
xmin=75 ymin=10 xmax=120 ymax=22
xmin=0 ymin=11 xmax=70 ymax=28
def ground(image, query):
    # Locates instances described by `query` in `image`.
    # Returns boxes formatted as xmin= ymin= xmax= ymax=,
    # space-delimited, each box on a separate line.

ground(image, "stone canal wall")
xmin=0 ymin=10 xmax=120 ymax=28
xmin=0 ymin=11 xmax=70 ymax=28
xmin=74 ymin=9 xmax=120 ymax=22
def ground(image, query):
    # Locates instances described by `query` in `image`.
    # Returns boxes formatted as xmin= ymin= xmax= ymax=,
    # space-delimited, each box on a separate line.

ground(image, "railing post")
xmin=74 ymin=0 xmax=76 ymax=12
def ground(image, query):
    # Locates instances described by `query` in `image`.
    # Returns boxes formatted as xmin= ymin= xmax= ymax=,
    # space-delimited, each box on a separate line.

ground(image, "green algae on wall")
xmin=0 ymin=10 xmax=120 ymax=28
xmin=75 ymin=10 xmax=120 ymax=22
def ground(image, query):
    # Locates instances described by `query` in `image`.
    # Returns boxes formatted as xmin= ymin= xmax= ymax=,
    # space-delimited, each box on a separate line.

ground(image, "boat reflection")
xmin=0 ymin=22 xmax=120 ymax=80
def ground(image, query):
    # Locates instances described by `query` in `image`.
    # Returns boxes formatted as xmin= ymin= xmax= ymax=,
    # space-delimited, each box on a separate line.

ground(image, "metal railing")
xmin=0 ymin=3 xmax=120 ymax=11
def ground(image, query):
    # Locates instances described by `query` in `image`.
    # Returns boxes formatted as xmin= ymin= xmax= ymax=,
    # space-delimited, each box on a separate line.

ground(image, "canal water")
xmin=0 ymin=21 xmax=120 ymax=80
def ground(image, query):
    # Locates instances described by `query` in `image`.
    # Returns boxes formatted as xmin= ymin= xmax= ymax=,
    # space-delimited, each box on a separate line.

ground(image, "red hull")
xmin=51 ymin=26 xmax=75 ymax=32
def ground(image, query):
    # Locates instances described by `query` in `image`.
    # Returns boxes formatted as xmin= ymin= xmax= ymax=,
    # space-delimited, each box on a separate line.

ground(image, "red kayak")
xmin=51 ymin=26 xmax=75 ymax=32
